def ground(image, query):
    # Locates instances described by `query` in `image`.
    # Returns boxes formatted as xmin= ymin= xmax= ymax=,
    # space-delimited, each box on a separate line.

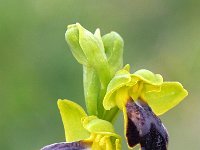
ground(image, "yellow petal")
xmin=133 ymin=69 xmax=163 ymax=85
xmin=103 ymin=66 xmax=133 ymax=110
xmin=141 ymin=82 xmax=188 ymax=115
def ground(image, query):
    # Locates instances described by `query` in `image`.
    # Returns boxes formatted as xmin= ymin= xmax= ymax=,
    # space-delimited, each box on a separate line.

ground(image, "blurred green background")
xmin=0 ymin=0 xmax=199 ymax=149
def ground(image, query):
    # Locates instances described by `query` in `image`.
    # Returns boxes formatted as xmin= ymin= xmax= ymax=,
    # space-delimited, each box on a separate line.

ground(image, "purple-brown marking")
xmin=41 ymin=141 xmax=91 ymax=150
xmin=126 ymin=100 xmax=168 ymax=150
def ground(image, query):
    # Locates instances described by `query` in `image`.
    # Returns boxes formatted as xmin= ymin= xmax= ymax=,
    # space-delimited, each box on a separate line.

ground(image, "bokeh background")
xmin=0 ymin=0 xmax=200 ymax=149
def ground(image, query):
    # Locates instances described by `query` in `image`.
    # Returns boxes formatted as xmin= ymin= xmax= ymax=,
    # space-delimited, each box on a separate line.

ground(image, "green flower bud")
xmin=65 ymin=24 xmax=88 ymax=65
xmin=102 ymin=32 xmax=124 ymax=77
xmin=65 ymin=23 xmax=111 ymax=86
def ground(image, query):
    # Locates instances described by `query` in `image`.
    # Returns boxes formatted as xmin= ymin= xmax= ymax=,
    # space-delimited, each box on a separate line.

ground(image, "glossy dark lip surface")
xmin=126 ymin=100 xmax=168 ymax=150
xmin=41 ymin=141 xmax=91 ymax=150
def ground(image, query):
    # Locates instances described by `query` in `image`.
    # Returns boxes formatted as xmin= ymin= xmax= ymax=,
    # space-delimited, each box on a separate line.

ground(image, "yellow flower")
xmin=103 ymin=64 xmax=188 ymax=115
xmin=103 ymin=64 xmax=188 ymax=149
xmin=41 ymin=99 xmax=121 ymax=150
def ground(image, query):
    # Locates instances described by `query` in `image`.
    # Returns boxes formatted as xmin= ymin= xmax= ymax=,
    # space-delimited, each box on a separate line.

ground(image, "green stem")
xmin=83 ymin=66 xmax=100 ymax=116
xmin=102 ymin=107 xmax=119 ymax=123
xmin=97 ymin=86 xmax=107 ymax=118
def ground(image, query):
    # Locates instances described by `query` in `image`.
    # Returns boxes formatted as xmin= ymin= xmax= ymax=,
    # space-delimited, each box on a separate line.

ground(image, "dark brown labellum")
xmin=41 ymin=141 xmax=91 ymax=150
xmin=126 ymin=100 xmax=168 ymax=150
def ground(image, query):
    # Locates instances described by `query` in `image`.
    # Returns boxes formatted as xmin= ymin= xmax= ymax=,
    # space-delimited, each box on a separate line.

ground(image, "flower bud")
xmin=102 ymin=32 xmax=124 ymax=76
xmin=65 ymin=23 xmax=110 ymax=87
xmin=65 ymin=24 xmax=88 ymax=65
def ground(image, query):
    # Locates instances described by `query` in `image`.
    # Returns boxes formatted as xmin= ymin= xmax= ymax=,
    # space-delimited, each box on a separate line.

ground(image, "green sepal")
xmin=57 ymin=99 xmax=90 ymax=142
xmin=141 ymin=82 xmax=188 ymax=115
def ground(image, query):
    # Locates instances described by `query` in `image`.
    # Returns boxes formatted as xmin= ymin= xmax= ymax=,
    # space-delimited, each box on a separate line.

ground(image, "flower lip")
xmin=125 ymin=99 xmax=168 ymax=149
xmin=41 ymin=141 xmax=92 ymax=150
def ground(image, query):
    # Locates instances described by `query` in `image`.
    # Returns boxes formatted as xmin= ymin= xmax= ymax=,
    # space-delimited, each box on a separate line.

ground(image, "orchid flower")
xmin=41 ymin=99 xmax=121 ymax=150
xmin=103 ymin=64 xmax=188 ymax=149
